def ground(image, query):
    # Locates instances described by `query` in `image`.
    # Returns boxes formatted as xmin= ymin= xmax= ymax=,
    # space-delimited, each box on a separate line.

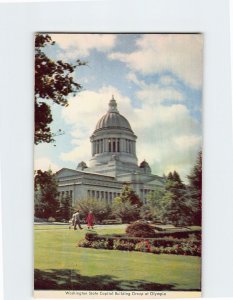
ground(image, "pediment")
xmin=55 ymin=168 xmax=81 ymax=179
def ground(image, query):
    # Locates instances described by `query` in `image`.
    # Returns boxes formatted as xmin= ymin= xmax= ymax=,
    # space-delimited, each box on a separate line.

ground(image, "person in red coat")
xmin=86 ymin=210 xmax=94 ymax=229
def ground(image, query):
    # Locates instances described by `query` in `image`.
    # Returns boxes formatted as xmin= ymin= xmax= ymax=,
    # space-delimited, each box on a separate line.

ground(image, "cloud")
xmin=60 ymin=86 xmax=132 ymax=163
xmin=136 ymin=83 xmax=184 ymax=105
xmin=60 ymin=84 xmax=201 ymax=182
xmin=126 ymin=72 xmax=184 ymax=105
xmin=159 ymin=75 xmax=177 ymax=86
xmin=51 ymin=34 xmax=117 ymax=59
xmin=109 ymin=34 xmax=203 ymax=88
xmin=130 ymin=103 xmax=201 ymax=181
xmin=126 ymin=72 xmax=146 ymax=87
xmin=34 ymin=157 xmax=60 ymax=172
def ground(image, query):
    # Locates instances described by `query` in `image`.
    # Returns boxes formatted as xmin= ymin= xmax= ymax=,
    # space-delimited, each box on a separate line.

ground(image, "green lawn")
xmin=34 ymin=225 xmax=201 ymax=291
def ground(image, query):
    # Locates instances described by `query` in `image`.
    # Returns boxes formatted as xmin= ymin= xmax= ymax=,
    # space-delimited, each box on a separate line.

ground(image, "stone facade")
xmin=56 ymin=96 xmax=164 ymax=206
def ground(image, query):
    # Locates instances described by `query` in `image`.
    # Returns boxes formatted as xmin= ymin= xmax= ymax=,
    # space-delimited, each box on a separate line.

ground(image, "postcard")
xmin=34 ymin=33 xmax=202 ymax=298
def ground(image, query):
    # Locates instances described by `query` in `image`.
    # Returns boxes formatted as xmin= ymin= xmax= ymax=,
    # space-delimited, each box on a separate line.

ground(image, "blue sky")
xmin=35 ymin=33 xmax=203 ymax=182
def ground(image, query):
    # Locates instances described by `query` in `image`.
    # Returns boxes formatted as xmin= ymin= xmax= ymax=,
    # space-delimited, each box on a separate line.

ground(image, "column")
xmin=100 ymin=139 xmax=102 ymax=153
xmin=111 ymin=138 xmax=114 ymax=153
xmin=122 ymin=139 xmax=125 ymax=152
xmin=105 ymin=138 xmax=108 ymax=152
xmin=120 ymin=139 xmax=123 ymax=152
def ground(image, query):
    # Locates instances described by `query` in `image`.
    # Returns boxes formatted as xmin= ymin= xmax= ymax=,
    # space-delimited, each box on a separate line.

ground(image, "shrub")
xmin=153 ymin=229 xmax=201 ymax=239
xmin=126 ymin=221 xmax=155 ymax=238
xmin=77 ymin=239 xmax=92 ymax=248
xmin=91 ymin=240 xmax=109 ymax=249
xmin=113 ymin=240 xmax=135 ymax=251
xmin=85 ymin=232 xmax=98 ymax=241
xmin=150 ymin=246 xmax=161 ymax=254
xmin=135 ymin=241 xmax=151 ymax=252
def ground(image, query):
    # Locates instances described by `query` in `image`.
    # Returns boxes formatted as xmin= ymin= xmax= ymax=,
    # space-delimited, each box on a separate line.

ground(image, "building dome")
xmin=89 ymin=96 xmax=138 ymax=170
xmin=95 ymin=96 xmax=132 ymax=133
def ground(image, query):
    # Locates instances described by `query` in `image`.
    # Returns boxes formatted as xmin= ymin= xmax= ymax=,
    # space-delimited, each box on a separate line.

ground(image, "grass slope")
xmin=34 ymin=225 xmax=201 ymax=291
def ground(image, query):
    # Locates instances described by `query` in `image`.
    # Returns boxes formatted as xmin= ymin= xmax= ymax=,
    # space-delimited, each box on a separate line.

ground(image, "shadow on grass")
xmin=34 ymin=269 xmax=184 ymax=291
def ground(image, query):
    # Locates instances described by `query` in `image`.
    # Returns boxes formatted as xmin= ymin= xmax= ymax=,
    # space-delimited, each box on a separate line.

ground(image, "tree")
xmin=34 ymin=170 xmax=60 ymax=219
xmin=57 ymin=194 xmax=73 ymax=221
xmin=187 ymin=151 xmax=202 ymax=225
xmin=112 ymin=198 xmax=139 ymax=223
xmin=77 ymin=198 xmax=111 ymax=224
xmin=112 ymin=185 xmax=142 ymax=223
xmin=120 ymin=184 xmax=142 ymax=207
xmin=160 ymin=171 xmax=190 ymax=226
xmin=140 ymin=188 xmax=165 ymax=221
xmin=35 ymin=34 xmax=86 ymax=144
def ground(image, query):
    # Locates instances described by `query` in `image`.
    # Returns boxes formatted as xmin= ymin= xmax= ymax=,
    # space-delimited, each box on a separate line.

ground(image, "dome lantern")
xmin=108 ymin=95 xmax=119 ymax=113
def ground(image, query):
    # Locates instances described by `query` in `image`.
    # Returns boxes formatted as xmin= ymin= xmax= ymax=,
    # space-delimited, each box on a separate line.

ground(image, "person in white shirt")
xmin=72 ymin=210 xmax=83 ymax=230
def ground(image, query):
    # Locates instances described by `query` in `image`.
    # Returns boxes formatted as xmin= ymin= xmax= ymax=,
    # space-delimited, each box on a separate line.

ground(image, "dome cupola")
xmin=139 ymin=160 xmax=151 ymax=174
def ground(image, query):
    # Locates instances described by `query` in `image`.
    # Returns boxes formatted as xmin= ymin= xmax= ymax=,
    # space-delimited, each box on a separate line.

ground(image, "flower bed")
xmin=77 ymin=232 xmax=201 ymax=256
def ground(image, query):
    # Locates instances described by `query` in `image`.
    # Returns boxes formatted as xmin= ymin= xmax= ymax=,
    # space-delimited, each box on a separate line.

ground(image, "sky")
xmin=34 ymin=33 xmax=203 ymax=182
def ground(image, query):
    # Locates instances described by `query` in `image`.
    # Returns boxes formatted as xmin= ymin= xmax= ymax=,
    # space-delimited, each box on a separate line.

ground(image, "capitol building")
xmin=56 ymin=96 xmax=164 ymax=206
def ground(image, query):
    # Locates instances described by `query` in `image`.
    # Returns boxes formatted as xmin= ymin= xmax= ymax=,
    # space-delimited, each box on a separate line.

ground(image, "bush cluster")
xmin=77 ymin=233 xmax=201 ymax=256
xmin=153 ymin=229 xmax=201 ymax=239
xmin=113 ymin=240 xmax=135 ymax=251
xmin=126 ymin=221 xmax=155 ymax=238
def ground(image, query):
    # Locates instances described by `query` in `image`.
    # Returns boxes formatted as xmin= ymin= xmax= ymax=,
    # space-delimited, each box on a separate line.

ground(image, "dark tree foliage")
xmin=187 ymin=151 xmax=202 ymax=225
xmin=140 ymin=188 xmax=165 ymax=221
xmin=112 ymin=184 xmax=142 ymax=223
xmin=120 ymin=184 xmax=142 ymax=207
xmin=34 ymin=169 xmax=60 ymax=219
xmin=161 ymin=171 xmax=190 ymax=226
xmin=35 ymin=34 xmax=86 ymax=144
xmin=77 ymin=198 xmax=111 ymax=223
xmin=58 ymin=194 xmax=73 ymax=221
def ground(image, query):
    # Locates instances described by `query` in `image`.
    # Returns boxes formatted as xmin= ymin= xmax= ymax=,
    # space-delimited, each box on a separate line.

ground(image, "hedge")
xmin=77 ymin=233 xmax=201 ymax=256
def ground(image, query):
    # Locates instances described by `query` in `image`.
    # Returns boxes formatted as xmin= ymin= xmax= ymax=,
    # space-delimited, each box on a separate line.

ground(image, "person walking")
xmin=86 ymin=210 xmax=94 ymax=229
xmin=73 ymin=210 xmax=83 ymax=230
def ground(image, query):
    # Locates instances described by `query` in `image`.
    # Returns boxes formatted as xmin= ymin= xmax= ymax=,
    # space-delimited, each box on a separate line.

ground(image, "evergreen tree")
xmin=187 ymin=151 xmax=202 ymax=225
xmin=160 ymin=171 xmax=189 ymax=226
xmin=120 ymin=184 xmax=142 ymax=207
xmin=140 ymin=188 xmax=165 ymax=221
